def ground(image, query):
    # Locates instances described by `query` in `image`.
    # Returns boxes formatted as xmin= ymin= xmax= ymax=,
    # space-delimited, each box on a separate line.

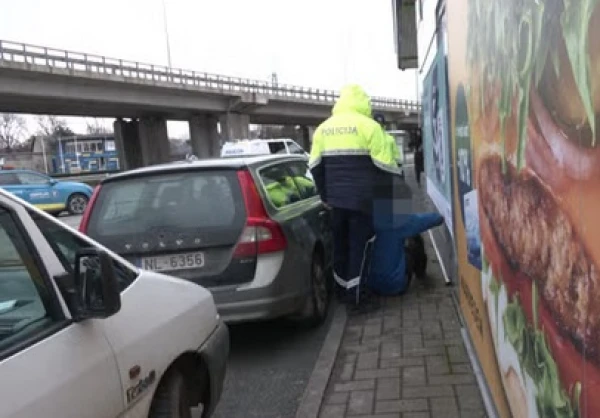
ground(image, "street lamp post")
xmin=162 ymin=0 xmax=173 ymax=68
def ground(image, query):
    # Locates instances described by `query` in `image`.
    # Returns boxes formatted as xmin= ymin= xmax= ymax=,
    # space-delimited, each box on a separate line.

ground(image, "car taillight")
xmin=78 ymin=184 xmax=102 ymax=234
xmin=234 ymin=170 xmax=286 ymax=257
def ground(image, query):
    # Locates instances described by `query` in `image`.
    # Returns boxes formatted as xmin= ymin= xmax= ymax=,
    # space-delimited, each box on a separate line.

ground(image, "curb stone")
xmin=295 ymin=304 xmax=348 ymax=418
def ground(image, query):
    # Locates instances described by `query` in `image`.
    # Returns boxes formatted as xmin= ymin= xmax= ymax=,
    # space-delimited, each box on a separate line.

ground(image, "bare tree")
xmin=0 ymin=113 xmax=27 ymax=150
xmin=36 ymin=116 xmax=71 ymax=137
xmin=86 ymin=118 xmax=110 ymax=135
xmin=35 ymin=116 xmax=75 ymax=149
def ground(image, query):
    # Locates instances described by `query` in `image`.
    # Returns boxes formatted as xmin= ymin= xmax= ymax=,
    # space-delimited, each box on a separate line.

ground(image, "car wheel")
xmin=148 ymin=370 xmax=192 ymax=418
xmin=303 ymin=251 xmax=330 ymax=326
xmin=67 ymin=193 xmax=89 ymax=215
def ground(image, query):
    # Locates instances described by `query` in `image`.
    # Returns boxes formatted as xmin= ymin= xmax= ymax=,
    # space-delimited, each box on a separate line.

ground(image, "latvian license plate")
xmin=141 ymin=252 xmax=205 ymax=272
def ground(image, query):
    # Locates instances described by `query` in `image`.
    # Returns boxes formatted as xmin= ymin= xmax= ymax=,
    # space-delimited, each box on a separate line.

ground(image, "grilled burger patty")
xmin=479 ymin=155 xmax=600 ymax=364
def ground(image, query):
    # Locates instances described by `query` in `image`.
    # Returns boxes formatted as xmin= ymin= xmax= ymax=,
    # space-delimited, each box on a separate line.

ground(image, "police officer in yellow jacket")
xmin=309 ymin=84 xmax=400 ymax=308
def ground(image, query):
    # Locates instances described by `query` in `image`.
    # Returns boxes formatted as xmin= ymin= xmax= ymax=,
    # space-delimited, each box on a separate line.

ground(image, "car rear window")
xmin=268 ymin=142 xmax=287 ymax=154
xmin=87 ymin=170 xmax=245 ymax=237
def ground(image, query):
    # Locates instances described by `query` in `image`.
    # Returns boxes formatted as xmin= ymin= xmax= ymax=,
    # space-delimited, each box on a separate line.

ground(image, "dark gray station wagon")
xmin=79 ymin=155 xmax=333 ymax=325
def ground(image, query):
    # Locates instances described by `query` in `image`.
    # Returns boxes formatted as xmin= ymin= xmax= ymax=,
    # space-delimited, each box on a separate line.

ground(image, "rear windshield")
xmin=87 ymin=170 xmax=245 ymax=237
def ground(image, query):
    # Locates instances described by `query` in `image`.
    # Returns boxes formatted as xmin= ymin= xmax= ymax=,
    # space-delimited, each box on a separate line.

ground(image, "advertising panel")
xmin=448 ymin=0 xmax=600 ymax=416
xmin=422 ymin=48 xmax=453 ymax=236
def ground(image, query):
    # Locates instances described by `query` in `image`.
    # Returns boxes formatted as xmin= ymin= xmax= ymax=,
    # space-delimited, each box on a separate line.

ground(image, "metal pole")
xmin=40 ymin=136 xmax=48 ymax=174
xmin=58 ymin=136 xmax=64 ymax=173
xmin=343 ymin=28 xmax=350 ymax=84
xmin=74 ymin=136 xmax=80 ymax=171
xmin=162 ymin=0 xmax=173 ymax=68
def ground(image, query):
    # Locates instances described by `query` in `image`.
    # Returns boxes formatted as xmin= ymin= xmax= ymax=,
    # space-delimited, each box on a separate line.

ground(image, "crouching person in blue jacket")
xmin=368 ymin=175 xmax=443 ymax=296
xmin=367 ymin=211 xmax=443 ymax=295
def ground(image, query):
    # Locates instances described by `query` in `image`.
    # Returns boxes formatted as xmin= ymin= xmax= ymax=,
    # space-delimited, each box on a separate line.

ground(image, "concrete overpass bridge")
xmin=0 ymin=40 xmax=421 ymax=169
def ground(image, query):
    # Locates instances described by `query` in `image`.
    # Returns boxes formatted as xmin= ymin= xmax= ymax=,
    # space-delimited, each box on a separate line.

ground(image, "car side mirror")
xmin=69 ymin=248 xmax=121 ymax=321
xmin=48 ymin=179 xmax=58 ymax=186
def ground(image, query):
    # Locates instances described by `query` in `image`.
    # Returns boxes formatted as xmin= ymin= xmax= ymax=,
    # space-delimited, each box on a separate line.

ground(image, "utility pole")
xmin=162 ymin=0 xmax=173 ymax=68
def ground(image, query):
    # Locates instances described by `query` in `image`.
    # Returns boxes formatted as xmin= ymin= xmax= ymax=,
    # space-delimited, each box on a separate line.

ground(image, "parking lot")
xmin=56 ymin=213 xmax=335 ymax=418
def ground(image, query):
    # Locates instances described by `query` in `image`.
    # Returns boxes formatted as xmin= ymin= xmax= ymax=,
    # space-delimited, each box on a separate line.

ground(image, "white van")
xmin=0 ymin=188 xmax=228 ymax=418
xmin=221 ymin=138 xmax=308 ymax=158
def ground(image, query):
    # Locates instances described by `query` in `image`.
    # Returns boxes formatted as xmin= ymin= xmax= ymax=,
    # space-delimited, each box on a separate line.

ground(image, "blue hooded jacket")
xmin=368 ymin=212 xmax=443 ymax=295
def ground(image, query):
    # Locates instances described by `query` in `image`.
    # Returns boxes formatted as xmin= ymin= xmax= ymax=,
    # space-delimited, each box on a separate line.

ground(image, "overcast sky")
xmin=0 ymin=0 xmax=417 ymax=138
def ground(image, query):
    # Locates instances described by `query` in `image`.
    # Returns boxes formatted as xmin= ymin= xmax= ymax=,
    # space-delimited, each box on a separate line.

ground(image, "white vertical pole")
xmin=58 ymin=136 xmax=64 ymax=173
xmin=162 ymin=0 xmax=173 ymax=68
xmin=74 ymin=136 xmax=80 ymax=170
xmin=40 ymin=136 xmax=48 ymax=174
xmin=343 ymin=21 xmax=351 ymax=84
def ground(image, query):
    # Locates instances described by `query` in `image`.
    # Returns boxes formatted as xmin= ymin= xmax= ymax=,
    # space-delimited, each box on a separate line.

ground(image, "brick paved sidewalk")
xmin=318 ymin=174 xmax=488 ymax=418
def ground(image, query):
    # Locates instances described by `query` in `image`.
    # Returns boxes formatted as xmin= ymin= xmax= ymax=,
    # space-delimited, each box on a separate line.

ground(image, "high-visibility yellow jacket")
xmin=265 ymin=176 xmax=315 ymax=207
xmin=385 ymin=132 xmax=402 ymax=164
xmin=308 ymin=84 xmax=400 ymax=213
xmin=293 ymin=176 xmax=316 ymax=197
xmin=265 ymin=181 xmax=290 ymax=208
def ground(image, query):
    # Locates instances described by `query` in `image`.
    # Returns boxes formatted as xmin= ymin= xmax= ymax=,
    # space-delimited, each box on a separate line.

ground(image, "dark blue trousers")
xmin=331 ymin=208 xmax=374 ymax=304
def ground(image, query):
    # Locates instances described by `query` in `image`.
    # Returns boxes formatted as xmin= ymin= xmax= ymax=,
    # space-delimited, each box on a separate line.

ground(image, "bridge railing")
xmin=0 ymin=40 xmax=421 ymax=112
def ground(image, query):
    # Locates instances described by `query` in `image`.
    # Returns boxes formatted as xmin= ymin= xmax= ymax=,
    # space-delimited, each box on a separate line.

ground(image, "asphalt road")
xmin=211 ymin=311 xmax=334 ymax=418
xmin=57 ymin=214 xmax=335 ymax=418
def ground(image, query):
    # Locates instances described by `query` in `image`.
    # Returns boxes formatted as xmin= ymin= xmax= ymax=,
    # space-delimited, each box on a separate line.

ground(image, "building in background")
xmin=53 ymin=134 xmax=119 ymax=174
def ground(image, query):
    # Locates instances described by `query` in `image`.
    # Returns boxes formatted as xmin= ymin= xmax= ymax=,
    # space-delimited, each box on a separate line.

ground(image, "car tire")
xmin=302 ymin=251 xmax=330 ymax=327
xmin=148 ymin=369 xmax=192 ymax=418
xmin=67 ymin=193 xmax=89 ymax=215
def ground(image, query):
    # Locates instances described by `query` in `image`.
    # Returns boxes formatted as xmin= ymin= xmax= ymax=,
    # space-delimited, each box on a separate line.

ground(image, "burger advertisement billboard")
xmin=447 ymin=0 xmax=600 ymax=416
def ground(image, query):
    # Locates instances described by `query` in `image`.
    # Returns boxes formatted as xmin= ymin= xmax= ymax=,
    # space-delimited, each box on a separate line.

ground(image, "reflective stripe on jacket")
xmin=308 ymin=85 xmax=401 ymax=213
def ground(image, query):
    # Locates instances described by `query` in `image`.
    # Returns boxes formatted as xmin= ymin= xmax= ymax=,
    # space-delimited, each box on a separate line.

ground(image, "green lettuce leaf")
xmin=560 ymin=0 xmax=599 ymax=145
xmin=502 ymin=286 xmax=580 ymax=417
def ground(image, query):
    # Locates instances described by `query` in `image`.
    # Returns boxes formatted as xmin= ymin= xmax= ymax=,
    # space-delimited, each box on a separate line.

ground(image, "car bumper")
xmin=214 ymin=291 xmax=305 ymax=323
xmin=198 ymin=320 xmax=229 ymax=417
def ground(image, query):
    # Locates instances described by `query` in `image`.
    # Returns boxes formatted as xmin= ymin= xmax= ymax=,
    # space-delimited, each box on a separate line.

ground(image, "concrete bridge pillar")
xmin=138 ymin=117 xmax=170 ymax=166
xmin=219 ymin=113 xmax=250 ymax=141
xmin=113 ymin=119 xmax=142 ymax=171
xmin=189 ymin=115 xmax=220 ymax=158
xmin=300 ymin=126 xmax=316 ymax=151
xmin=113 ymin=117 xmax=170 ymax=170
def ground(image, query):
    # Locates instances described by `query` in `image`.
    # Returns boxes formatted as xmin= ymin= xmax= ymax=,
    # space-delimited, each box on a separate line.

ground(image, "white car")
xmin=221 ymin=138 xmax=308 ymax=158
xmin=0 ymin=188 xmax=228 ymax=418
